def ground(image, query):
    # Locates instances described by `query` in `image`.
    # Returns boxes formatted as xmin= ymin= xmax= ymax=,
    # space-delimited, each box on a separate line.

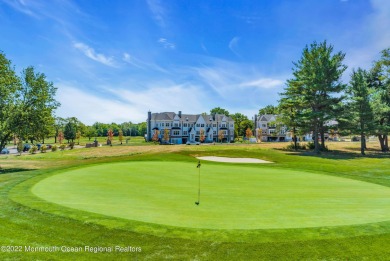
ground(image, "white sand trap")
xmin=197 ymin=156 xmax=273 ymax=164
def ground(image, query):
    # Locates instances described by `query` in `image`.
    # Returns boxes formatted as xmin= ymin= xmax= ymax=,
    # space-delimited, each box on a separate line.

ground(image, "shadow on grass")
xmin=0 ymin=168 xmax=34 ymax=175
xmin=278 ymin=148 xmax=390 ymax=160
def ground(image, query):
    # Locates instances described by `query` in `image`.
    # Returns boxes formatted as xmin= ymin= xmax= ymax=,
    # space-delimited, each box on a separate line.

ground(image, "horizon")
xmin=1 ymin=0 xmax=389 ymax=125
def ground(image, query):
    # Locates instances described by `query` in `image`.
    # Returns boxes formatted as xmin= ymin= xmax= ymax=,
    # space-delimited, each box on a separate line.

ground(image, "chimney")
xmin=147 ymin=111 xmax=152 ymax=141
xmin=178 ymin=111 xmax=182 ymax=118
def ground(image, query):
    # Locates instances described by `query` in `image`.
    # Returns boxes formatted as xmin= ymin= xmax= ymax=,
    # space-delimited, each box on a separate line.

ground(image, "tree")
xmin=245 ymin=128 xmax=253 ymax=142
xmin=259 ymin=105 xmax=279 ymax=115
xmin=278 ymin=96 xmax=305 ymax=151
xmin=85 ymin=126 xmax=97 ymax=141
xmin=163 ymin=129 xmax=170 ymax=142
xmin=231 ymin=113 xmax=249 ymax=138
xmin=64 ymin=122 xmax=76 ymax=143
xmin=368 ymin=48 xmax=390 ymax=152
xmin=118 ymin=129 xmax=124 ymax=145
xmin=199 ymin=129 xmax=205 ymax=143
xmin=152 ymin=130 xmax=159 ymax=143
xmin=11 ymin=66 xmax=59 ymax=144
xmin=239 ymin=120 xmax=254 ymax=138
xmin=138 ymin=122 xmax=147 ymax=137
xmin=57 ymin=131 xmax=64 ymax=144
xmin=0 ymin=52 xmax=20 ymax=151
xmin=76 ymin=130 xmax=81 ymax=145
xmin=256 ymin=128 xmax=263 ymax=142
xmin=107 ymin=129 xmax=114 ymax=146
xmin=340 ymin=68 xmax=374 ymax=155
xmin=282 ymin=41 xmax=347 ymax=153
xmin=218 ymin=130 xmax=225 ymax=143
xmin=210 ymin=107 xmax=230 ymax=116
xmin=53 ymin=117 xmax=65 ymax=143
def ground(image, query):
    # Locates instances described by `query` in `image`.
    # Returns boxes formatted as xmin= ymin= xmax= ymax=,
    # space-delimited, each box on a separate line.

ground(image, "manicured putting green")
xmin=32 ymin=161 xmax=390 ymax=229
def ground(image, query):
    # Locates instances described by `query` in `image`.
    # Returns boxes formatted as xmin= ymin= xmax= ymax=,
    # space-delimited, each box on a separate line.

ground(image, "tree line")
xmin=278 ymin=41 xmax=389 ymax=155
xmin=0 ymin=51 xmax=147 ymax=150
xmin=55 ymin=117 xmax=147 ymax=144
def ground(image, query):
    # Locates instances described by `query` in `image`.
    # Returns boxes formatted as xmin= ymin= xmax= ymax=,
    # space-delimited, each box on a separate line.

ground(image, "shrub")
xmin=17 ymin=141 xmax=23 ymax=155
xmin=307 ymin=142 xmax=329 ymax=151
xmin=69 ymin=142 xmax=75 ymax=149
xmin=51 ymin=145 xmax=58 ymax=152
xmin=41 ymin=144 xmax=47 ymax=153
xmin=59 ymin=144 xmax=66 ymax=151
xmin=285 ymin=143 xmax=306 ymax=150
xmin=29 ymin=145 xmax=38 ymax=154
xmin=307 ymin=142 xmax=315 ymax=150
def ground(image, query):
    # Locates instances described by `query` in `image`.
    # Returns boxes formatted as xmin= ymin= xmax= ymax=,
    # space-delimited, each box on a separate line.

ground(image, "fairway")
xmin=32 ymin=161 xmax=390 ymax=230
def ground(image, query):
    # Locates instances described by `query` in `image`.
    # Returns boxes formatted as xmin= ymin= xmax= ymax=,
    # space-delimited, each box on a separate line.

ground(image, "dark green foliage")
xmin=64 ymin=122 xmax=76 ymax=142
xmin=281 ymin=41 xmax=347 ymax=153
xmin=259 ymin=104 xmax=279 ymax=115
xmin=210 ymin=107 xmax=230 ymax=116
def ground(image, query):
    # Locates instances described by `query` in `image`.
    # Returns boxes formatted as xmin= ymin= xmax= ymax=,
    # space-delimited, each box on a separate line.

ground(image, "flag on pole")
xmin=197 ymin=160 xmax=201 ymax=168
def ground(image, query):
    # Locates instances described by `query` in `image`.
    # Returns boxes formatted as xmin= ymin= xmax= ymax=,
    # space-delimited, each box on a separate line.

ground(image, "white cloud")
xmin=55 ymin=84 xmax=140 ymax=124
xmin=146 ymin=0 xmax=166 ymax=28
xmin=55 ymin=81 xmax=209 ymax=124
xmin=73 ymin=42 xmax=116 ymax=67
xmin=240 ymin=78 xmax=284 ymax=89
xmin=158 ymin=38 xmax=175 ymax=49
xmin=228 ymin=37 xmax=241 ymax=57
xmin=122 ymin=52 xmax=145 ymax=69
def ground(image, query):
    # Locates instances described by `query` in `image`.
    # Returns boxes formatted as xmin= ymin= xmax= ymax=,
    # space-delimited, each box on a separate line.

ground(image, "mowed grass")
xmin=32 ymin=161 xmax=390 ymax=230
xmin=1 ymin=141 xmax=390 ymax=260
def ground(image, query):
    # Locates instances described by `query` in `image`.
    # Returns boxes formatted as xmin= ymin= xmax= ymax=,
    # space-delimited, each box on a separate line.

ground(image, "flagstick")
xmin=198 ymin=163 xmax=201 ymax=204
xmin=195 ymin=160 xmax=201 ymax=205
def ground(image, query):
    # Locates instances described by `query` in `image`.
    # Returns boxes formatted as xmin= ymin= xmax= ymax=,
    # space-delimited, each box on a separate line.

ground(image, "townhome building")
xmin=254 ymin=114 xmax=290 ymax=142
xmin=146 ymin=111 xmax=235 ymax=144
xmin=254 ymin=114 xmax=337 ymax=142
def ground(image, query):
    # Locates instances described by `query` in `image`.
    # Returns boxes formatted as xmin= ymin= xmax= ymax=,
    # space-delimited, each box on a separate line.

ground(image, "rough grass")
xmin=0 ymin=141 xmax=390 ymax=260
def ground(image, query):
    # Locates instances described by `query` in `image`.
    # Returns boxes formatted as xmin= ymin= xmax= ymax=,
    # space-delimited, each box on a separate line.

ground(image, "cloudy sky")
xmin=0 ymin=0 xmax=389 ymax=124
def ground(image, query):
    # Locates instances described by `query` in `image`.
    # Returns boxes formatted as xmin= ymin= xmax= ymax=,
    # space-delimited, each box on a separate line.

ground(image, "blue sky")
xmin=0 ymin=0 xmax=389 ymax=124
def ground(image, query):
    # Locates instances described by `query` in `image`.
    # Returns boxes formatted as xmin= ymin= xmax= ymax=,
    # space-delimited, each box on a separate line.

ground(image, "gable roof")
xmin=150 ymin=112 xmax=234 ymax=123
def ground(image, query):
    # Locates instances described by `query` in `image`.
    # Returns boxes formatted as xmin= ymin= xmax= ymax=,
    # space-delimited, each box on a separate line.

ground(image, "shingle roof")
xmin=150 ymin=112 xmax=233 ymax=122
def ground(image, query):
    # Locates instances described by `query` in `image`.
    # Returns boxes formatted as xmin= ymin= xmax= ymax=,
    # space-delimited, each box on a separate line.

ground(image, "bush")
xmin=307 ymin=142 xmax=315 ymax=150
xmin=307 ymin=142 xmax=329 ymax=151
xmin=69 ymin=142 xmax=75 ymax=149
xmin=59 ymin=144 xmax=66 ymax=151
xmin=29 ymin=145 xmax=38 ymax=154
xmin=41 ymin=144 xmax=47 ymax=153
xmin=285 ymin=143 xmax=306 ymax=150
xmin=17 ymin=141 xmax=23 ymax=155
xmin=51 ymin=145 xmax=58 ymax=152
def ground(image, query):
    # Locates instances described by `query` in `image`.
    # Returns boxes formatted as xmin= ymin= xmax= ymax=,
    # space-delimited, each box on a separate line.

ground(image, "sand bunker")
xmin=197 ymin=156 xmax=272 ymax=163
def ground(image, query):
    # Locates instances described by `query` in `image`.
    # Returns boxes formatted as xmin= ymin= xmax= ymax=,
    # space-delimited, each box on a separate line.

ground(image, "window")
xmin=183 ymin=123 xmax=187 ymax=127
xmin=222 ymin=124 xmax=226 ymax=128
xmin=213 ymin=124 xmax=217 ymax=128
xmin=213 ymin=131 xmax=217 ymax=135
xmin=174 ymin=123 xmax=179 ymax=127
xmin=166 ymin=123 xmax=170 ymax=127
xmin=173 ymin=130 xmax=180 ymax=136
xmin=201 ymin=124 xmax=204 ymax=127
xmin=183 ymin=131 xmax=188 ymax=135
xmin=262 ymin=124 xmax=266 ymax=128
xmin=230 ymin=124 xmax=233 ymax=127
xmin=196 ymin=131 xmax=200 ymax=135
xmin=196 ymin=124 xmax=200 ymax=127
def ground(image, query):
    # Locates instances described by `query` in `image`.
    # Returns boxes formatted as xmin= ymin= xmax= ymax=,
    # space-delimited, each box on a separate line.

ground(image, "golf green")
xmin=32 ymin=161 xmax=390 ymax=230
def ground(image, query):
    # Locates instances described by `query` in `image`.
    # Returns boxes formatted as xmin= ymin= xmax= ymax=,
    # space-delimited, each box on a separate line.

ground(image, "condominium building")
xmin=146 ymin=111 xmax=235 ymax=144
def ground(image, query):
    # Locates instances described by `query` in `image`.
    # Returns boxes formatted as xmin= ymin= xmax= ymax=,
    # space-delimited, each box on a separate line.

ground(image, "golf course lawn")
xmin=31 ymin=161 xmax=390 ymax=230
